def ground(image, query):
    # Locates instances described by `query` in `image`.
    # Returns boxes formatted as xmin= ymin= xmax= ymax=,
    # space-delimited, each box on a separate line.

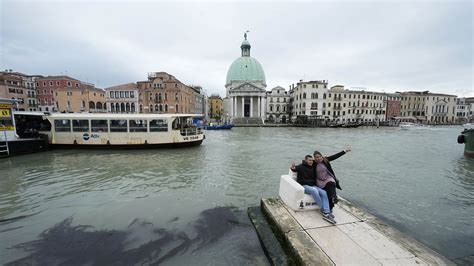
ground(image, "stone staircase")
xmin=232 ymin=117 xmax=264 ymax=126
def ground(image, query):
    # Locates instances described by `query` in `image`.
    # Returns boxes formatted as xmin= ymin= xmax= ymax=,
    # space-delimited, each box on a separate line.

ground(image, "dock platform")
xmin=257 ymin=197 xmax=453 ymax=265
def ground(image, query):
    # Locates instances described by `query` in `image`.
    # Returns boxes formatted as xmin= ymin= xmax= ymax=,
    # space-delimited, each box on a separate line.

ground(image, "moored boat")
xmin=42 ymin=113 xmax=205 ymax=148
xmin=462 ymin=122 xmax=473 ymax=128
xmin=458 ymin=128 xmax=474 ymax=157
xmin=399 ymin=122 xmax=431 ymax=130
xmin=342 ymin=123 xmax=362 ymax=128
xmin=204 ymin=124 xmax=234 ymax=130
xmin=0 ymin=99 xmax=49 ymax=157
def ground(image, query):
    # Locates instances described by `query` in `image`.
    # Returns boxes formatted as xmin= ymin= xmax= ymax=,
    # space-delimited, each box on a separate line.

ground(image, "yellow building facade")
xmin=208 ymin=95 xmax=223 ymax=119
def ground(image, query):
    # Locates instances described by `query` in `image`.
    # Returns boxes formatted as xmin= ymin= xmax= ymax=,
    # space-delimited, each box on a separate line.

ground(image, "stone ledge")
xmin=260 ymin=197 xmax=453 ymax=265
xmin=261 ymin=198 xmax=333 ymax=265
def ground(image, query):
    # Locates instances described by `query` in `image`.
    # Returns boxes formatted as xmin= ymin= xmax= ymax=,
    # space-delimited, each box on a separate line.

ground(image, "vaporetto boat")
xmin=42 ymin=113 xmax=205 ymax=148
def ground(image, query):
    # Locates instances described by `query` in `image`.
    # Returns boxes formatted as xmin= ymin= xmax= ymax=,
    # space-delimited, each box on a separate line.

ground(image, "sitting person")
xmin=291 ymin=155 xmax=336 ymax=224
xmin=313 ymin=147 xmax=351 ymax=213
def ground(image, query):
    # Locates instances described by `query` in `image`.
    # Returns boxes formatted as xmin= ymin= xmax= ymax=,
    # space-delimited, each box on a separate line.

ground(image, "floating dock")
xmin=250 ymin=197 xmax=453 ymax=265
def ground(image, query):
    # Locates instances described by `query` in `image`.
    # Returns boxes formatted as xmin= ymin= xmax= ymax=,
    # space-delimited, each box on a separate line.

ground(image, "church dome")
xmin=226 ymin=56 xmax=266 ymax=86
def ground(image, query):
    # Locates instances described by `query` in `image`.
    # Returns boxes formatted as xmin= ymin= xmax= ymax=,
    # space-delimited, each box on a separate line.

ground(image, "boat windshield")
xmin=172 ymin=116 xmax=203 ymax=136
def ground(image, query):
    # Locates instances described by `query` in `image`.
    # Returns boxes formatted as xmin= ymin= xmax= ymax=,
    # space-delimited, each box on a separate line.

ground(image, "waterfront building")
xmin=266 ymin=86 xmax=289 ymax=123
xmin=455 ymin=97 xmax=472 ymax=123
xmin=136 ymin=72 xmax=202 ymax=115
xmin=0 ymin=70 xmax=39 ymax=111
xmin=54 ymin=83 xmax=105 ymax=113
xmin=399 ymin=91 xmax=457 ymax=124
xmin=465 ymin=97 xmax=474 ymax=122
xmin=208 ymin=94 xmax=223 ymax=120
xmin=385 ymin=93 xmax=402 ymax=121
xmin=36 ymin=76 xmax=105 ymax=113
xmin=224 ymin=34 xmax=267 ymax=124
xmin=105 ymin=83 xmax=139 ymax=113
xmin=290 ymin=80 xmax=328 ymax=122
xmin=190 ymin=85 xmax=206 ymax=117
xmin=23 ymin=75 xmax=41 ymax=112
xmin=291 ymin=82 xmax=386 ymax=124
xmin=329 ymin=86 xmax=386 ymax=124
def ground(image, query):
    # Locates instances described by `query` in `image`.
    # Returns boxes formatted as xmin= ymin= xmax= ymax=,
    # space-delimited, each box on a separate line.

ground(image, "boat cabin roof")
xmin=44 ymin=113 xmax=202 ymax=119
xmin=14 ymin=111 xmax=48 ymax=116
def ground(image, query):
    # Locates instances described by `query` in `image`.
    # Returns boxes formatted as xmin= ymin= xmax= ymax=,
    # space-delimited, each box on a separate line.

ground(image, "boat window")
xmin=150 ymin=119 xmax=168 ymax=132
xmin=54 ymin=119 xmax=71 ymax=132
xmin=110 ymin=119 xmax=127 ymax=132
xmin=72 ymin=120 xmax=89 ymax=132
xmin=129 ymin=120 xmax=147 ymax=132
xmin=91 ymin=120 xmax=108 ymax=132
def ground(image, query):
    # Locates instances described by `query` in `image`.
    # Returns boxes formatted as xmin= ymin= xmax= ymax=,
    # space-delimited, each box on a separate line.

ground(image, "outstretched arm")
xmin=326 ymin=147 xmax=351 ymax=161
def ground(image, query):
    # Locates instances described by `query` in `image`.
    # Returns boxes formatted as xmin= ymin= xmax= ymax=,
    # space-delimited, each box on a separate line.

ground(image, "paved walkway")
xmin=261 ymin=197 xmax=452 ymax=265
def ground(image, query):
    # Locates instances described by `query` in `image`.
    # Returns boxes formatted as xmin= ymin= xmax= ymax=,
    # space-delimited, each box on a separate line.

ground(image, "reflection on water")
xmin=0 ymin=126 xmax=473 ymax=263
xmin=5 ymin=207 xmax=267 ymax=265
xmin=450 ymin=157 xmax=474 ymax=206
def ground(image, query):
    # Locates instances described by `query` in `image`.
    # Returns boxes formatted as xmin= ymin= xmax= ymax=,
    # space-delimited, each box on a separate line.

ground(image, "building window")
xmin=67 ymin=82 xmax=71 ymax=87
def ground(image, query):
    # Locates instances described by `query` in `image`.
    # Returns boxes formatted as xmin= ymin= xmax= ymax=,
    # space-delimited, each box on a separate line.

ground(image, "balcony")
xmin=334 ymin=106 xmax=342 ymax=110
xmin=334 ymin=97 xmax=342 ymax=101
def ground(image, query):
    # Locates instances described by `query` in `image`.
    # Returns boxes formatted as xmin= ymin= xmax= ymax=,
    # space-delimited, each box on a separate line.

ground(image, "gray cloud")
xmin=1 ymin=0 xmax=472 ymax=96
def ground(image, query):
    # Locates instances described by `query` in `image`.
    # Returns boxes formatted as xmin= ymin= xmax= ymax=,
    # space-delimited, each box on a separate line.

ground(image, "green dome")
xmin=241 ymin=40 xmax=250 ymax=46
xmin=226 ymin=56 xmax=266 ymax=85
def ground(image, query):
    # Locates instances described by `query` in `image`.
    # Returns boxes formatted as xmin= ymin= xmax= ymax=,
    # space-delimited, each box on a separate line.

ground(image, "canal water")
xmin=0 ymin=126 xmax=472 ymax=264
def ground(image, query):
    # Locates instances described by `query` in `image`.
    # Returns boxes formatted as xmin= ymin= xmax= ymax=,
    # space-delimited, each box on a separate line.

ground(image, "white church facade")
xmin=224 ymin=34 xmax=267 ymax=124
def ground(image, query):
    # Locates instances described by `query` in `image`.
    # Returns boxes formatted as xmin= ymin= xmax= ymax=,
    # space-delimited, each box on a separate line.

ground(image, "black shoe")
xmin=322 ymin=215 xmax=337 ymax=225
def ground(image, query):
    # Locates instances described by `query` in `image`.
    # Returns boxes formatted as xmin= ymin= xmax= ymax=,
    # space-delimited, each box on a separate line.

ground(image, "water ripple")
xmin=0 ymin=126 xmax=472 ymax=261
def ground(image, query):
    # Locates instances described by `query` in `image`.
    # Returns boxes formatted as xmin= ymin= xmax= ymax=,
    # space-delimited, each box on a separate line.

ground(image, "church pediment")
xmin=231 ymin=83 xmax=265 ymax=93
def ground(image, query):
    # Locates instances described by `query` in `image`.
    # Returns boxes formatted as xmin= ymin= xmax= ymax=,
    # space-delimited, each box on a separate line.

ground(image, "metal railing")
xmin=180 ymin=127 xmax=204 ymax=136
xmin=0 ymin=126 xmax=10 ymax=157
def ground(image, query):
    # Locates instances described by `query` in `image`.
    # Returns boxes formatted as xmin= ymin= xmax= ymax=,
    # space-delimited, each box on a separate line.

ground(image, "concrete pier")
xmin=259 ymin=197 xmax=453 ymax=265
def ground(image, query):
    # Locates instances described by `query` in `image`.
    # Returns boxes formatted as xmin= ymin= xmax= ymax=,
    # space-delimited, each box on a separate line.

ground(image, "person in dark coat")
xmin=290 ymin=155 xmax=335 ymax=223
xmin=313 ymin=147 xmax=351 ymax=212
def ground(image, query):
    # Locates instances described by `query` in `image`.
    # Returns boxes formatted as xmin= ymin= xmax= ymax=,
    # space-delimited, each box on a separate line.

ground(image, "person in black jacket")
xmin=290 ymin=155 xmax=335 ymax=223
xmin=313 ymin=147 xmax=351 ymax=212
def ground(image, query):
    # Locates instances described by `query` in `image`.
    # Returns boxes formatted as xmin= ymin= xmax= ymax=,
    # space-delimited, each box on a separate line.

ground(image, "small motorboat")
xmin=399 ymin=122 xmax=431 ymax=130
xmin=204 ymin=124 xmax=234 ymax=130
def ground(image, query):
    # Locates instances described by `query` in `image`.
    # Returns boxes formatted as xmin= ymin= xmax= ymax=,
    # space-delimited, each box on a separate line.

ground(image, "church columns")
xmin=250 ymin=97 xmax=253 ymax=118
xmin=257 ymin=96 xmax=261 ymax=117
xmin=241 ymin=97 xmax=244 ymax=117
xmin=234 ymin=96 xmax=237 ymax=118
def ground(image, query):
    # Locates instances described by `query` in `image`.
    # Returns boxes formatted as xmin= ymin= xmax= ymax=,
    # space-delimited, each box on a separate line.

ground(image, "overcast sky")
xmin=1 ymin=0 xmax=472 ymax=97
